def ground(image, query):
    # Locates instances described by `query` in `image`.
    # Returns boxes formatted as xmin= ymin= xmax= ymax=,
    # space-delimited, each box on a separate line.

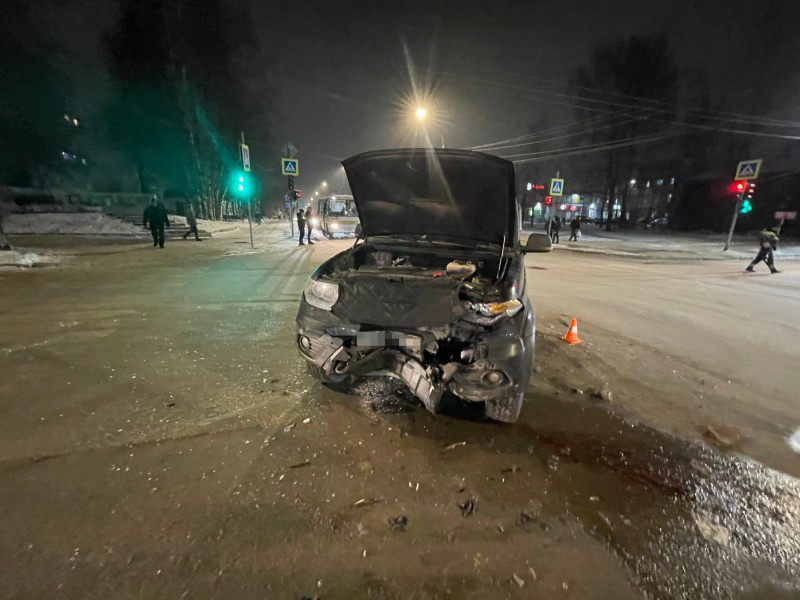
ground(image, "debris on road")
xmin=694 ymin=514 xmax=731 ymax=546
xmin=703 ymin=424 xmax=742 ymax=450
xmin=352 ymin=497 xmax=382 ymax=508
xmin=458 ymin=496 xmax=477 ymax=517
xmin=516 ymin=511 xmax=535 ymax=529
xmin=288 ymin=460 xmax=311 ymax=470
xmin=443 ymin=441 xmax=467 ymax=451
xmin=585 ymin=386 xmax=613 ymax=402
xmin=388 ymin=515 xmax=408 ymax=531
xmin=283 ymin=422 xmax=296 ymax=433
xmin=690 ymin=459 xmax=712 ymax=476
xmin=500 ymin=465 xmax=521 ymax=473
xmin=302 ymin=417 xmax=311 ymax=424
xmin=512 ymin=573 xmax=525 ymax=588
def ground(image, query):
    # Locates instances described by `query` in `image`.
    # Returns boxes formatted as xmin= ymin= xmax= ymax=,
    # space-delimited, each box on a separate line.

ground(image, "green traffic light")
xmin=740 ymin=200 xmax=752 ymax=214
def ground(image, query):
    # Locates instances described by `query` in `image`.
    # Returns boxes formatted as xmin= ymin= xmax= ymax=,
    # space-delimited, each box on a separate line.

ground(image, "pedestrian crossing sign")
xmin=281 ymin=158 xmax=299 ymax=176
xmin=550 ymin=178 xmax=564 ymax=196
xmin=735 ymin=159 xmax=762 ymax=180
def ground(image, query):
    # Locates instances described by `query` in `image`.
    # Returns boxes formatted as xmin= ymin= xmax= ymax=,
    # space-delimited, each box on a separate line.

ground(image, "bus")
xmin=316 ymin=194 xmax=359 ymax=237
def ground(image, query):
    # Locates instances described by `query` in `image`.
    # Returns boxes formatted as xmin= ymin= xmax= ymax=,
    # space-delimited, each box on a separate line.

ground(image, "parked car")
xmin=295 ymin=148 xmax=549 ymax=423
xmin=646 ymin=217 xmax=669 ymax=230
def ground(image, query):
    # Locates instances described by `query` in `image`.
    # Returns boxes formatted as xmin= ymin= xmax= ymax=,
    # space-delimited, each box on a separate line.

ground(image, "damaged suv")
xmin=295 ymin=148 xmax=549 ymax=423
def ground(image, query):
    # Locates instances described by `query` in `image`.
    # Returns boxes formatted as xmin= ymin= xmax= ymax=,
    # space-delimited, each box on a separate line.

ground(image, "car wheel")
xmin=484 ymin=392 xmax=523 ymax=423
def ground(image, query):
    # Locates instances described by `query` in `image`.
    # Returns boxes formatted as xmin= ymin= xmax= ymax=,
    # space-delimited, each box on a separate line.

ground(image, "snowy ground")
xmin=0 ymin=212 xmax=264 ymax=267
xmin=1 ymin=230 xmax=798 ymax=599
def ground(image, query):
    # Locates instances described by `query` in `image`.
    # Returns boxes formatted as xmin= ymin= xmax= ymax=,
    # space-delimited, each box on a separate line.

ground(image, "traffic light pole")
xmin=241 ymin=131 xmax=254 ymax=249
xmin=723 ymin=188 xmax=744 ymax=251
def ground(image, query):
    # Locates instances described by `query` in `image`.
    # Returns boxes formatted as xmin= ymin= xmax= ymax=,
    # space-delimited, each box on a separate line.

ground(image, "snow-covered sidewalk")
xmin=523 ymin=226 xmax=800 ymax=261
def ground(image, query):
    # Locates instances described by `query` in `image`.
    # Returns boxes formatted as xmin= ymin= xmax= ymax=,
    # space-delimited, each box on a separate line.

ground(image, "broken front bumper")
xmin=296 ymin=301 xmax=535 ymax=416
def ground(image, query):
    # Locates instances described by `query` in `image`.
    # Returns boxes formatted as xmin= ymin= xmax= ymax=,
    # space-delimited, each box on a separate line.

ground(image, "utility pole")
xmin=241 ymin=131 xmax=254 ymax=249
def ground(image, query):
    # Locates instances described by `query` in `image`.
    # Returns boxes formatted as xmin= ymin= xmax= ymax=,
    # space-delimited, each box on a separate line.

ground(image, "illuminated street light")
xmin=321 ymin=181 xmax=328 ymax=187
xmin=415 ymin=107 xmax=427 ymax=121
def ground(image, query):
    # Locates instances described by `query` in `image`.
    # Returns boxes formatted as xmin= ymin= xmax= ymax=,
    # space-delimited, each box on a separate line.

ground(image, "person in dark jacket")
xmin=550 ymin=216 xmax=561 ymax=244
xmin=746 ymin=226 xmax=780 ymax=273
xmin=143 ymin=196 xmax=170 ymax=248
xmin=568 ymin=216 xmax=581 ymax=241
xmin=182 ymin=204 xmax=200 ymax=241
xmin=297 ymin=209 xmax=306 ymax=245
xmin=305 ymin=204 xmax=315 ymax=245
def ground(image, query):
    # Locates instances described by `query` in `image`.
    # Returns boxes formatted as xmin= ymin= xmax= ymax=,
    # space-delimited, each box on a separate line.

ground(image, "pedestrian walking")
xmin=746 ymin=226 xmax=780 ymax=273
xmin=182 ymin=204 xmax=201 ymax=241
xmin=305 ymin=204 xmax=315 ymax=245
xmin=143 ymin=196 xmax=170 ymax=248
xmin=297 ymin=209 xmax=306 ymax=245
xmin=550 ymin=216 xmax=561 ymax=244
xmin=568 ymin=216 xmax=581 ymax=241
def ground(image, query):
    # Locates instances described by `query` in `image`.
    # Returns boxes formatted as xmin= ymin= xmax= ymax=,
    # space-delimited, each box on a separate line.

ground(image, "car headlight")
xmin=466 ymin=299 xmax=523 ymax=326
xmin=303 ymin=279 xmax=339 ymax=310
xmin=331 ymin=222 xmax=339 ymax=229
xmin=310 ymin=217 xmax=319 ymax=227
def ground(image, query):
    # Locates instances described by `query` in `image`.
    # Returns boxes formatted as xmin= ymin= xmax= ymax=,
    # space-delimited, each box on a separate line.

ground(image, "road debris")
xmin=352 ymin=497 xmax=382 ymax=508
xmin=694 ymin=514 xmax=731 ymax=546
xmin=690 ymin=459 xmax=712 ymax=476
xmin=443 ymin=441 xmax=467 ymax=451
xmin=512 ymin=573 xmax=525 ymax=588
xmin=288 ymin=460 xmax=311 ymax=470
xmin=516 ymin=511 xmax=535 ymax=528
xmin=302 ymin=417 xmax=311 ymax=424
xmin=703 ymin=424 xmax=742 ymax=450
xmin=388 ymin=515 xmax=408 ymax=531
xmin=458 ymin=496 xmax=477 ymax=517
xmin=283 ymin=422 xmax=296 ymax=433
xmin=500 ymin=465 xmax=521 ymax=473
xmin=586 ymin=386 xmax=613 ymax=402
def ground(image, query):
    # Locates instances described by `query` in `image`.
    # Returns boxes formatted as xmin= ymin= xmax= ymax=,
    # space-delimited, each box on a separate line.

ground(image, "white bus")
xmin=316 ymin=194 xmax=359 ymax=237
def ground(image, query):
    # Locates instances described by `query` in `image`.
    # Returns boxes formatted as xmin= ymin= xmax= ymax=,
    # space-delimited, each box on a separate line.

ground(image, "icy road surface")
xmin=0 ymin=227 xmax=798 ymax=599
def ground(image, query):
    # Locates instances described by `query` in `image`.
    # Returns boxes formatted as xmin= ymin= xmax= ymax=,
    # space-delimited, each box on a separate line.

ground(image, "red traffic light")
xmin=545 ymin=196 xmax=553 ymax=205
xmin=731 ymin=181 xmax=745 ymax=192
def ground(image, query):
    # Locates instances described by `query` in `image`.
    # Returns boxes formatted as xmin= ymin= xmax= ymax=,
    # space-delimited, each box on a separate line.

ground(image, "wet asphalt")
xmin=0 ymin=231 xmax=798 ymax=599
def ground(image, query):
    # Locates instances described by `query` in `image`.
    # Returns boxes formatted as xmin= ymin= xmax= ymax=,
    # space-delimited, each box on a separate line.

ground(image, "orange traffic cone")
xmin=562 ymin=318 xmax=581 ymax=345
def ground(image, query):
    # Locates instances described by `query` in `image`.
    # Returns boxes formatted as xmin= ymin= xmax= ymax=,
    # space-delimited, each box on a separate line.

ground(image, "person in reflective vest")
xmin=746 ymin=226 xmax=780 ymax=274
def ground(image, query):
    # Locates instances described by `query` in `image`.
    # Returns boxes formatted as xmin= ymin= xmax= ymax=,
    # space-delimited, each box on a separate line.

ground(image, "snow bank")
xmin=0 ymin=250 xmax=51 ymax=269
xmin=5 ymin=213 xmax=142 ymax=235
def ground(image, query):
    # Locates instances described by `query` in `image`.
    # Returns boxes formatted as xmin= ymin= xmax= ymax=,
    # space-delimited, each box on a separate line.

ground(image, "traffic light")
xmin=231 ymin=170 xmax=252 ymax=197
xmin=288 ymin=176 xmax=295 ymax=191
xmin=740 ymin=200 xmax=753 ymax=214
xmin=292 ymin=190 xmax=301 ymax=201
xmin=731 ymin=181 xmax=745 ymax=193
xmin=544 ymin=196 xmax=553 ymax=206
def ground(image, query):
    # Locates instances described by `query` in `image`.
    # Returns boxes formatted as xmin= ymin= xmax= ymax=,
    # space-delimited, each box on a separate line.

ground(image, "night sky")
xmin=23 ymin=0 xmax=800 ymax=195
xmin=257 ymin=0 xmax=800 ymax=191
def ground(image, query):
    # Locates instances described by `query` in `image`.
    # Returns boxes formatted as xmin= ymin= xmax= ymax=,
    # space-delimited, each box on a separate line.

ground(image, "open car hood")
xmin=342 ymin=148 xmax=517 ymax=247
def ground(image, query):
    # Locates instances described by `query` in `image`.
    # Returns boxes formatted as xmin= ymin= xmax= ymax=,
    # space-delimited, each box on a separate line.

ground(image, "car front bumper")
xmin=296 ymin=300 xmax=535 ymax=415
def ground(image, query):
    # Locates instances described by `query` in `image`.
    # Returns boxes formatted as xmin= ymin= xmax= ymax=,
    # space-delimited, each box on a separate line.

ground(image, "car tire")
xmin=484 ymin=392 xmax=523 ymax=423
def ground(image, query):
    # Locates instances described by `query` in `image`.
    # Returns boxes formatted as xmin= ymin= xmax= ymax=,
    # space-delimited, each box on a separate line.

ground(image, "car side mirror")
xmin=520 ymin=233 xmax=552 ymax=253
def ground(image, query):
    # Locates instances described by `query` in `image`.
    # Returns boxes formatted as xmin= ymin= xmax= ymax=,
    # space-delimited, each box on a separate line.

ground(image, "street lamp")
xmin=415 ymin=107 xmax=427 ymax=121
